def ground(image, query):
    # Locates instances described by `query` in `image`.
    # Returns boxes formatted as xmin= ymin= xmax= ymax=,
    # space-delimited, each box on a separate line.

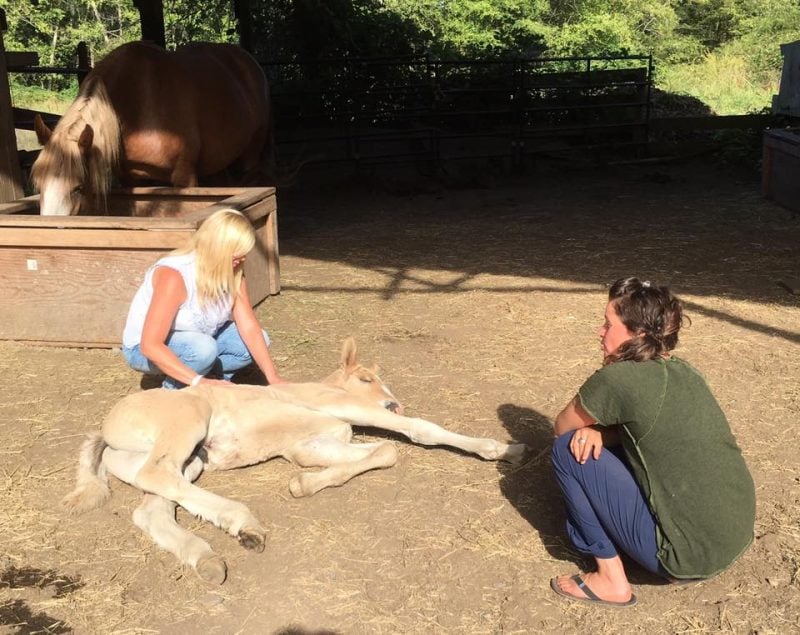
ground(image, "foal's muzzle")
xmin=383 ymin=400 xmax=403 ymax=415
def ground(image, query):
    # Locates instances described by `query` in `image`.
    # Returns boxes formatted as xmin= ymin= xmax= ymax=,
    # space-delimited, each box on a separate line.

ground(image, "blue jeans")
xmin=551 ymin=432 xmax=662 ymax=574
xmin=122 ymin=321 xmax=270 ymax=390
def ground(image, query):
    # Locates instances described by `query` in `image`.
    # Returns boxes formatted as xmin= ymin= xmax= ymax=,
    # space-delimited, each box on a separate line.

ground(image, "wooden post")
xmin=132 ymin=0 xmax=166 ymax=48
xmin=0 ymin=9 xmax=24 ymax=204
xmin=233 ymin=0 xmax=254 ymax=54
xmin=76 ymin=41 xmax=91 ymax=85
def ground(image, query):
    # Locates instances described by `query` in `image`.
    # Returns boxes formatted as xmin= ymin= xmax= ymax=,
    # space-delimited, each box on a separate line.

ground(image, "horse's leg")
xmin=283 ymin=436 xmax=399 ymax=498
xmin=104 ymin=433 xmax=267 ymax=552
xmin=130 ymin=457 xmax=227 ymax=584
xmin=314 ymin=402 xmax=528 ymax=463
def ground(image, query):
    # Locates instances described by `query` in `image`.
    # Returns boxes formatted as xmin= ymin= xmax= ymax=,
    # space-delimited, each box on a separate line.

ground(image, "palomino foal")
xmin=62 ymin=339 xmax=527 ymax=583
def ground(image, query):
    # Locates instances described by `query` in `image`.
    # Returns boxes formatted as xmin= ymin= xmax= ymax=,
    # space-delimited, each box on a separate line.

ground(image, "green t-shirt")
xmin=578 ymin=357 xmax=755 ymax=578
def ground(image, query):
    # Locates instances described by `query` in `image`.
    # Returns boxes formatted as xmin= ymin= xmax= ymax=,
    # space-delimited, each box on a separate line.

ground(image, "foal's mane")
xmin=31 ymin=75 xmax=121 ymax=200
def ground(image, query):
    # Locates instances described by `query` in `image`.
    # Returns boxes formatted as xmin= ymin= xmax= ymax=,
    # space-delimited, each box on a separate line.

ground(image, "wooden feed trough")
xmin=0 ymin=186 xmax=279 ymax=347
xmin=763 ymin=128 xmax=800 ymax=214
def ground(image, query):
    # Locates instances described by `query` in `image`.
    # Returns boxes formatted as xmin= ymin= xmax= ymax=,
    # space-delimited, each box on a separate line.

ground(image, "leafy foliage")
xmin=1 ymin=0 xmax=798 ymax=114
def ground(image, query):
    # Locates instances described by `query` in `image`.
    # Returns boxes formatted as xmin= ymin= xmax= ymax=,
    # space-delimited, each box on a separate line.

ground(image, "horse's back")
xmin=90 ymin=41 xmax=271 ymax=178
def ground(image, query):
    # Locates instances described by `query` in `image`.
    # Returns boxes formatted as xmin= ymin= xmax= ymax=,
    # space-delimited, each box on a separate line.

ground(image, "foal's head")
xmin=31 ymin=78 xmax=120 ymax=216
xmin=323 ymin=338 xmax=404 ymax=415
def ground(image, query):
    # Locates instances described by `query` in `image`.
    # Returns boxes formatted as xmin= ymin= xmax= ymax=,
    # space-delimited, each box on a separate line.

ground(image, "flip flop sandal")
xmin=550 ymin=574 xmax=638 ymax=608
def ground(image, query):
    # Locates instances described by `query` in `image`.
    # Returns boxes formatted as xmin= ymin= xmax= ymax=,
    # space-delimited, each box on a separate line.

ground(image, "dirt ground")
xmin=1 ymin=158 xmax=798 ymax=634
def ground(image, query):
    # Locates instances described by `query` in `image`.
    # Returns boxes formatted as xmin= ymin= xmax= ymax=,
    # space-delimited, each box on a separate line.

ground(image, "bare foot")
xmin=553 ymin=571 xmax=634 ymax=604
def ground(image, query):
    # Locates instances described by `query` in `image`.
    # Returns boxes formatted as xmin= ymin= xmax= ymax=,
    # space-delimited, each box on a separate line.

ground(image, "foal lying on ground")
xmin=62 ymin=338 xmax=527 ymax=583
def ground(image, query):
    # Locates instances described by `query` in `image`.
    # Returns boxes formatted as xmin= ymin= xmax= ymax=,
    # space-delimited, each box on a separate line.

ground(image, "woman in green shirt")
xmin=550 ymin=277 xmax=755 ymax=607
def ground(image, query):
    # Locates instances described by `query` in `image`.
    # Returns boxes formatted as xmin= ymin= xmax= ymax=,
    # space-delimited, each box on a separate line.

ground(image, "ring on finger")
xmin=578 ymin=438 xmax=587 ymax=444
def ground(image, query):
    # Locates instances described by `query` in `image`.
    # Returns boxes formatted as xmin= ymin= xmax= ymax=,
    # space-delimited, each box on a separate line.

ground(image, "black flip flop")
xmin=550 ymin=574 xmax=638 ymax=608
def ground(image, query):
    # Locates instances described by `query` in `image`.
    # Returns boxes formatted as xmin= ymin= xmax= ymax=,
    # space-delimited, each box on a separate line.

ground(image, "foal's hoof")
xmin=237 ymin=527 xmax=266 ymax=552
xmin=502 ymin=443 xmax=530 ymax=465
xmin=196 ymin=554 xmax=227 ymax=585
xmin=288 ymin=474 xmax=308 ymax=498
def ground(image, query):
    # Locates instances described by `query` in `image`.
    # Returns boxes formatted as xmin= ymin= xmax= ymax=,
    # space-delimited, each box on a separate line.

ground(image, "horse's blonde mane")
xmin=31 ymin=76 xmax=121 ymax=201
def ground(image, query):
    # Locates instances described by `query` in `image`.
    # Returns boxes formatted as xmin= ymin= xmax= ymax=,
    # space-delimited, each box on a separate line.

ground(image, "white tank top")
xmin=122 ymin=253 xmax=234 ymax=348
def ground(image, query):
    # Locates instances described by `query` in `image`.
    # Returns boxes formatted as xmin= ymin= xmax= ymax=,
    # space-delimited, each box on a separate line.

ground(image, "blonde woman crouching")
xmin=122 ymin=208 xmax=286 ymax=390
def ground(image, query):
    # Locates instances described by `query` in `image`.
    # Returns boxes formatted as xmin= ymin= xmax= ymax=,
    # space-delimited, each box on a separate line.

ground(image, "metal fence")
xmin=10 ymin=51 xmax=653 ymax=171
xmin=262 ymin=54 xmax=653 ymax=169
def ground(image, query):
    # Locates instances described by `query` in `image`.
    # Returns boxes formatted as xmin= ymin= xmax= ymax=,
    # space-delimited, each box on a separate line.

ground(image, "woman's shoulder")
xmin=156 ymin=252 xmax=195 ymax=268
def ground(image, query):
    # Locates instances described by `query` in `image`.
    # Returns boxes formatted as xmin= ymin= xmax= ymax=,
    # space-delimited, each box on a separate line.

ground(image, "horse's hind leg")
xmin=132 ymin=457 xmax=227 ymax=584
xmin=284 ymin=436 xmax=399 ymax=498
xmin=106 ymin=438 xmax=267 ymax=552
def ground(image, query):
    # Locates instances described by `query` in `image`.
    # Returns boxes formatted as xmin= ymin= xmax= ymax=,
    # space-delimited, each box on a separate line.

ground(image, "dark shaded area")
xmin=0 ymin=600 xmax=72 ymax=634
xmin=494 ymin=404 xmax=675 ymax=586
xmin=0 ymin=566 xmax=82 ymax=633
xmin=275 ymin=158 xmax=800 ymax=331
xmin=273 ymin=627 xmax=341 ymax=635
xmin=0 ymin=566 xmax=84 ymax=599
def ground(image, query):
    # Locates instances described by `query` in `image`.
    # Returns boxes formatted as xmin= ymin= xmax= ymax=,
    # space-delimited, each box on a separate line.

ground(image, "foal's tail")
xmin=61 ymin=433 xmax=110 ymax=514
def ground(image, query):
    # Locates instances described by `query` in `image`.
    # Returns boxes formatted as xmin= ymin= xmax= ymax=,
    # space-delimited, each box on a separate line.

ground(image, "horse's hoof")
xmin=196 ymin=554 xmax=227 ymax=585
xmin=502 ymin=443 xmax=530 ymax=464
xmin=288 ymin=475 xmax=307 ymax=498
xmin=237 ymin=527 xmax=266 ymax=552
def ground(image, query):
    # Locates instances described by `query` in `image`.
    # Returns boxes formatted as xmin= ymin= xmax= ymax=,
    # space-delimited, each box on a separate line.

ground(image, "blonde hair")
xmin=174 ymin=208 xmax=256 ymax=305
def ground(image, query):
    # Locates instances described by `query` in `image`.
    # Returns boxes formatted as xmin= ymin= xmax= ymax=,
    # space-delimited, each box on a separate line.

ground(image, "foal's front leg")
xmin=320 ymin=402 xmax=528 ymax=463
xmin=283 ymin=435 xmax=399 ymax=497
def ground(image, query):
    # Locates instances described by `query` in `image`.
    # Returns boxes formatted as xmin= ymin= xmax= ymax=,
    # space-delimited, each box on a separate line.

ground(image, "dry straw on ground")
xmin=1 ymin=160 xmax=798 ymax=633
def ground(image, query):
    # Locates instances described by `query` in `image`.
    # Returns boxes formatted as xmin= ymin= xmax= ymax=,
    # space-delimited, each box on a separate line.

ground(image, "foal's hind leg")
xmin=131 ymin=457 xmax=228 ymax=584
xmin=106 ymin=427 xmax=267 ymax=552
xmin=284 ymin=436 xmax=399 ymax=498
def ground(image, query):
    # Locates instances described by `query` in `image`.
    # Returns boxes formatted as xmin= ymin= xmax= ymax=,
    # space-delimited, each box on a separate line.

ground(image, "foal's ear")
xmin=78 ymin=124 xmax=94 ymax=158
xmin=340 ymin=337 xmax=358 ymax=370
xmin=34 ymin=114 xmax=52 ymax=146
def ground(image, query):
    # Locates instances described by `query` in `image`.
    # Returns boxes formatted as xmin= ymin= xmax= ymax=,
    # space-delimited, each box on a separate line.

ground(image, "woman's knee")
xmin=167 ymin=332 xmax=219 ymax=370
xmin=551 ymin=432 xmax=575 ymax=471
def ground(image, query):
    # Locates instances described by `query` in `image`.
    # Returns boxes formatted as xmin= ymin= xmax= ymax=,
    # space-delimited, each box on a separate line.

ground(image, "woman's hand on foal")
xmin=570 ymin=428 xmax=604 ymax=464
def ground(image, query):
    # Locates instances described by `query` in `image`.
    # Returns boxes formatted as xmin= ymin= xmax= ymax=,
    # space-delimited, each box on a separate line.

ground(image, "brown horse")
xmin=31 ymin=41 xmax=275 ymax=216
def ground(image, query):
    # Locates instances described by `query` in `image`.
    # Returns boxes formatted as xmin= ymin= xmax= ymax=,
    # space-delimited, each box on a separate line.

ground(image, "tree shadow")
xmin=493 ymin=403 xmax=585 ymax=568
xmin=275 ymin=158 xmax=800 ymax=346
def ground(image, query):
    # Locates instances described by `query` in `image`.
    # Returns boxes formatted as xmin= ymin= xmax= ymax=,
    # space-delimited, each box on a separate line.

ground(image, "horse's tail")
xmin=61 ymin=432 xmax=110 ymax=514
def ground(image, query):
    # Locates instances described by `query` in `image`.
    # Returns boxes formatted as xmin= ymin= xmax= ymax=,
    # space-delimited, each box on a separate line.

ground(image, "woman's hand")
xmin=266 ymin=374 xmax=289 ymax=386
xmin=570 ymin=427 xmax=604 ymax=464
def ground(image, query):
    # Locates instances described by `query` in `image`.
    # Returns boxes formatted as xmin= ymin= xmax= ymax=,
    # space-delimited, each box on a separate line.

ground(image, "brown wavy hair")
xmin=604 ymin=277 xmax=687 ymax=365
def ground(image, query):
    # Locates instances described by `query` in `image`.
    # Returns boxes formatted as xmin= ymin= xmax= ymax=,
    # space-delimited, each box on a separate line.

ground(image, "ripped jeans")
xmin=122 ymin=321 xmax=270 ymax=390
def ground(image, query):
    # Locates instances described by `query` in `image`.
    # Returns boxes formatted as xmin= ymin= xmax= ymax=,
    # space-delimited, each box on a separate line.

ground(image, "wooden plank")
xmin=0 ymin=247 xmax=157 ymax=345
xmin=0 ymin=194 xmax=39 ymax=215
xmin=0 ymin=227 xmax=192 ymax=248
xmin=0 ymin=186 xmax=279 ymax=346
xmin=650 ymin=114 xmax=776 ymax=132
xmin=0 ymin=29 xmax=24 ymax=202
xmin=265 ymin=202 xmax=280 ymax=296
xmin=5 ymin=51 xmax=39 ymax=67
xmin=0 ymin=214 xmax=199 ymax=230
xmin=181 ymin=188 xmax=276 ymax=222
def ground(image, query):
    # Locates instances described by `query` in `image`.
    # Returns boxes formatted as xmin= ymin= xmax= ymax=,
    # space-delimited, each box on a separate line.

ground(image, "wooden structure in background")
xmin=763 ymin=128 xmax=800 ymax=214
xmin=0 ymin=9 xmax=24 ymax=203
xmin=0 ymin=186 xmax=279 ymax=347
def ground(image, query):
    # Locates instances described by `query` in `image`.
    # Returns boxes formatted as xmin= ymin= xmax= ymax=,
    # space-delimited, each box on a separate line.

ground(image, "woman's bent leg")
xmin=551 ymin=432 xmax=660 ymax=574
xmin=214 ymin=322 xmax=271 ymax=380
xmin=162 ymin=331 xmax=219 ymax=389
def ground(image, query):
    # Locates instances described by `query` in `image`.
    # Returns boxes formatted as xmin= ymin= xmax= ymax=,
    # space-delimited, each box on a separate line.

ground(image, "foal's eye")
xmin=71 ymin=185 xmax=83 ymax=195
xmin=358 ymin=376 xmax=373 ymax=384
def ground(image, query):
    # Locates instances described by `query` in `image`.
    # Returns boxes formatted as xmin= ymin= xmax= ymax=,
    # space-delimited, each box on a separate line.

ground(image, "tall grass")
xmin=10 ymin=79 xmax=78 ymax=115
xmin=658 ymin=52 xmax=779 ymax=115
